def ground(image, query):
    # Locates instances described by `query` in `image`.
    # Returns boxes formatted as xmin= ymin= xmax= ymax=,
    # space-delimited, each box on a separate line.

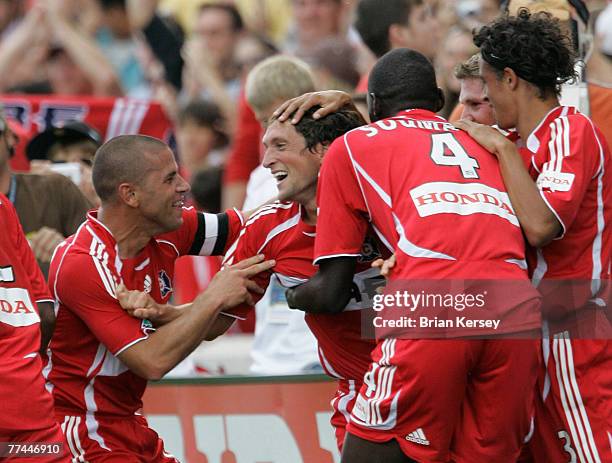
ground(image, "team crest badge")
xmin=158 ymin=270 xmax=172 ymax=298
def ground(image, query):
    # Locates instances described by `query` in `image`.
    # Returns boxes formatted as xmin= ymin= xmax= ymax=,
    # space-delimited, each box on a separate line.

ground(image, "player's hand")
xmin=273 ymin=91 xmax=353 ymax=124
xmin=453 ymin=119 xmax=512 ymax=156
xmin=372 ymin=254 xmax=396 ymax=279
xmin=116 ymin=283 xmax=168 ymax=323
xmin=202 ymin=254 xmax=275 ymax=310
xmin=29 ymin=226 xmax=64 ymax=263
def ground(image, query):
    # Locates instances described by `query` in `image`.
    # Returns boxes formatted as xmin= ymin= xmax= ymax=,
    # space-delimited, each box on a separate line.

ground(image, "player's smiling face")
xmin=479 ymin=60 xmax=518 ymax=130
xmin=138 ymin=148 xmax=190 ymax=233
xmin=262 ymin=120 xmax=323 ymax=204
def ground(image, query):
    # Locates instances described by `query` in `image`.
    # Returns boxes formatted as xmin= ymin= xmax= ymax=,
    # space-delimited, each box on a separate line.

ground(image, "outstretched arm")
xmin=286 ymin=257 xmax=357 ymax=314
xmin=117 ymin=255 xmax=274 ymax=380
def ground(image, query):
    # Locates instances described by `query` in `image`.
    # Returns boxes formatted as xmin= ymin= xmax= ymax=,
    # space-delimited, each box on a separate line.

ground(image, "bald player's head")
xmin=92 ymin=135 xmax=168 ymax=204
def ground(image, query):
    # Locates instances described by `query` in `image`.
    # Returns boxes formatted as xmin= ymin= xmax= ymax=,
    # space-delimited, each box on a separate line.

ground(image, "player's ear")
xmin=118 ymin=183 xmax=139 ymax=208
xmin=368 ymin=92 xmax=381 ymax=122
xmin=503 ymin=67 xmax=519 ymax=91
xmin=313 ymin=143 xmax=327 ymax=160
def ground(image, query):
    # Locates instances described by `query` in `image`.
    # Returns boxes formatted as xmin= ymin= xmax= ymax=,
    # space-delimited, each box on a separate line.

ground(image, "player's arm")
xmin=455 ymin=120 xmax=561 ymax=247
xmin=202 ymin=216 xmax=276 ymax=340
xmin=286 ymin=257 xmax=357 ymax=314
xmin=117 ymin=255 xmax=274 ymax=380
xmin=38 ymin=301 xmax=55 ymax=354
xmin=119 ymin=289 xmax=241 ymax=339
xmin=273 ymin=90 xmax=356 ymax=124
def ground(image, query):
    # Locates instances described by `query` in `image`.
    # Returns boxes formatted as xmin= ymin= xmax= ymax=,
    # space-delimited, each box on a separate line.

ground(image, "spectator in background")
xmin=26 ymin=120 xmax=102 ymax=206
xmin=450 ymin=54 xmax=495 ymax=125
xmin=285 ymin=0 xmax=347 ymax=56
xmin=95 ymin=0 xmax=151 ymax=97
xmin=0 ymin=2 xmax=122 ymax=96
xmin=306 ymin=37 xmax=361 ymax=93
xmin=354 ymin=0 xmax=440 ymax=91
xmin=0 ymin=115 xmax=90 ymax=277
xmin=435 ymin=25 xmax=477 ymax=117
xmin=191 ymin=166 xmax=222 ymax=213
xmin=182 ymin=3 xmax=244 ymax=133
xmin=175 ymin=99 xmax=229 ymax=181
xmin=456 ymin=0 xmax=502 ymax=29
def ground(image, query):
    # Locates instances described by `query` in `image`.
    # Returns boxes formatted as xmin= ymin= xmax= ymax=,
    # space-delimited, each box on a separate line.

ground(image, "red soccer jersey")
xmin=314 ymin=109 xmax=541 ymax=334
xmin=520 ymin=106 xmax=611 ymax=314
xmin=45 ymin=207 xmax=242 ymax=422
xmin=223 ymin=202 xmax=386 ymax=381
xmin=0 ymin=194 xmax=57 ymax=433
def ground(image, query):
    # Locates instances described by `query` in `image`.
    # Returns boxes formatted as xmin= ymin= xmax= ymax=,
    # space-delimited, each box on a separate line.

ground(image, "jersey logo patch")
xmin=0 ymin=287 xmax=40 ymax=327
xmin=0 ymin=266 xmax=15 ymax=283
xmin=410 ymin=181 xmax=519 ymax=227
xmin=158 ymin=270 xmax=172 ymax=298
xmin=536 ymin=170 xmax=575 ymax=192
xmin=406 ymin=428 xmax=430 ymax=446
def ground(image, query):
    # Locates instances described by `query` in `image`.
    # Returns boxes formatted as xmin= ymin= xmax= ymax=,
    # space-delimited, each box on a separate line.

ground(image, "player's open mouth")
xmin=273 ymin=171 xmax=288 ymax=184
xmin=172 ymin=199 xmax=185 ymax=208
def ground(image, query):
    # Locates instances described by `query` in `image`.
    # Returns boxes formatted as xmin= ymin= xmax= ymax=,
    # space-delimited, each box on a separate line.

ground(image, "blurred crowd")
xmin=1 ymin=0 xmax=610 ymax=374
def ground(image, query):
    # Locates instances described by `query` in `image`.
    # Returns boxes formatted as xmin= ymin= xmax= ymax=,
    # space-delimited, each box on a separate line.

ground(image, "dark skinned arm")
xmin=286 ymin=257 xmax=357 ymax=314
xmin=38 ymin=301 xmax=55 ymax=355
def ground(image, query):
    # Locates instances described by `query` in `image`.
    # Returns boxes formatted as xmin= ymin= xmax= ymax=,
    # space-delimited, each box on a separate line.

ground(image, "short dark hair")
xmin=190 ymin=166 xmax=222 ymax=213
xmin=368 ymin=48 xmax=443 ymax=119
xmin=474 ymin=9 xmax=576 ymax=98
xmin=355 ymin=0 xmax=421 ymax=58
xmin=178 ymin=99 xmax=229 ymax=148
xmin=92 ymin=135 xmax=168 ymax=203
xmin=278 ymin=105 xmax=366 ymax=153
xmin=199 ymin=3 xmax=244 ymax=31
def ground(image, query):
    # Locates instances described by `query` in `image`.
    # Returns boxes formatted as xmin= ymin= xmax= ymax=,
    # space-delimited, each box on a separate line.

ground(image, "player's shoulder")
xmin=244 ymin=201 xmax=299 ymax=230
xmin=51 ymin=221 xmax=114 ymax=277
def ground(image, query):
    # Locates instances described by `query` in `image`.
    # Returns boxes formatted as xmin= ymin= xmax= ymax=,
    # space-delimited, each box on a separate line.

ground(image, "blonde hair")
xmin=245 ymin=55 xmax=315 ymax=114
xmin=454 ymin=54 xmax=482 ymax=80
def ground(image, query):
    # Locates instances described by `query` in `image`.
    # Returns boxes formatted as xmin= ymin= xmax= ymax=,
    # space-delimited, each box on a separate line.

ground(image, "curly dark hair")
xmin=273 ymin=105 xmax=366 ymax=154
xmin=474 ymin=9 xmax=576 ymax=99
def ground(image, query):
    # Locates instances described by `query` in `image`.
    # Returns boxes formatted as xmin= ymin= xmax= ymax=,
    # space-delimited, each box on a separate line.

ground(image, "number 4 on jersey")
xmin=430 ymin=133 xmax=480 ymax=179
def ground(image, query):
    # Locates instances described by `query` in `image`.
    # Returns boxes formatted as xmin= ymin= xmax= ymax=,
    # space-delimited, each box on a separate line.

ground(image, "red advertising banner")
xmin=0 ymin=94 xmax=173 ymax=171
xmin=143 ymin=376 xmax=340 ymax=463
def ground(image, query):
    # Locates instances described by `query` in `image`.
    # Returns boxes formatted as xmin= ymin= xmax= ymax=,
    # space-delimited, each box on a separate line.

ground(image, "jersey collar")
xmin=395 ymin=109 xmax=446 ymax=120
xmin=526 ymin=106 xmax=578 ymax=153
xmin=86 ymin=209 xmax=118 ymax=245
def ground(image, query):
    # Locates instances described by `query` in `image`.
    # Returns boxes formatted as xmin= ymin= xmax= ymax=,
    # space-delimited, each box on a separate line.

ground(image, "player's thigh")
xmin=451 ymin=339 xmax=541 ymax=462
xmin=341 ymin=432 xmax=416 ymax=463
xmin=544 ymin=335 xmax=612 ymax=463
xmin=348 ymin=339 xmax=478 ymax=462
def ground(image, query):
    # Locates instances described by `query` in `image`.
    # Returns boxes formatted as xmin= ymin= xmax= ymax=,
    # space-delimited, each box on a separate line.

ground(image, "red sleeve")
xmin=54 ymin=254 xmax=153 ymax=356
xmin=220 ymin=211 xmax=273 ymax=320
xmin=536 ymin=115 xmax=604 ymax=236
xmin=313 ymin=136 xmax=369 ymax=265
xmin=157 ymin=207 xmax=244 ymax=256
xmin=5 ymin=196 xmax=51 ymax=302
xmin=223 ymin=92 xmax=262 ymax=184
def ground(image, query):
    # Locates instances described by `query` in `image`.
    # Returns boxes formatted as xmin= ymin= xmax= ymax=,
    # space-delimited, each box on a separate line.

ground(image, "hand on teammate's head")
xmin=274 ymin=91 xmax=353 ymax=124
